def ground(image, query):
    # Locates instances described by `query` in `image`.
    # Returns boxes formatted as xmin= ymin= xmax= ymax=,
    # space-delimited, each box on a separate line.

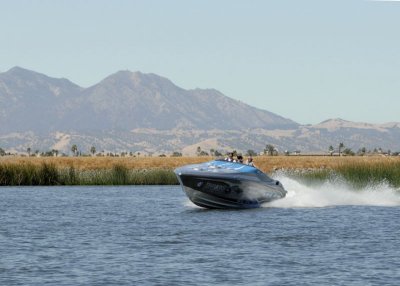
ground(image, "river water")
xmin=1 ymin=176 xmax=400 ymax=285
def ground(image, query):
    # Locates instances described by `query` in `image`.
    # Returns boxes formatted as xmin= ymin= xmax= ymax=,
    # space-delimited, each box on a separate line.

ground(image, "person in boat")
xmin=246 ymin=156 xmax=254 ymax=167
xmin=237 ymin=154 xmax=244 ymax=164
xmin=225 ymin=152 xmax=234 ymax=162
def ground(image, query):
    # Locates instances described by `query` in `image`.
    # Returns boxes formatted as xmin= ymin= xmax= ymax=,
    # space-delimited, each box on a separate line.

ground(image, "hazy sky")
xmin=1 ymin=0 xmax=399 ymax=124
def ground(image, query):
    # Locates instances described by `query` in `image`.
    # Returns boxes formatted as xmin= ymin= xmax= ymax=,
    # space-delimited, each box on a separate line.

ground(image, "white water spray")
xmin=183 ymin=199 xmax=200 ymax=208
xmin=266 ymin=175 xmax=400 ymax=208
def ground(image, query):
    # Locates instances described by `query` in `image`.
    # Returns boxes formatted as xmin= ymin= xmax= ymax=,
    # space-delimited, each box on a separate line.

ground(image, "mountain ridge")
xmin=0 ymin=67 xmax=399 ymax=154
xmin=0 ymin=67 xmax=298 ymax=133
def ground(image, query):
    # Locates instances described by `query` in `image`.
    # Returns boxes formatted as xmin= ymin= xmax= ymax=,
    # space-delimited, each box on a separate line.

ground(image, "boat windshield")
xmin=211 ymin=159 xmax=259 ymax=173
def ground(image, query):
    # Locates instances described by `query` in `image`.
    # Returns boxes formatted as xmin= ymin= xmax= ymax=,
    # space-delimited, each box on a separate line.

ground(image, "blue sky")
xmin=1 ymin=0 xmax=399 ymax=124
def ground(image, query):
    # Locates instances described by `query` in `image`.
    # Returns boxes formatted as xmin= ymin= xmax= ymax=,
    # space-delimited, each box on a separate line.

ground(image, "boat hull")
xmin=175 ymin=161 xmax=286 ymax=209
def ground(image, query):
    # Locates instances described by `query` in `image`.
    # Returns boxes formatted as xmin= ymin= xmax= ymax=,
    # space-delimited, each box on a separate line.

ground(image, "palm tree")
xmin=338 ymin=142 xmax=344 ymax=156
xmin=90 ymin=146 xmax=96 ymax=156
xmin=71 ymin=144 xmax=78 ymax=156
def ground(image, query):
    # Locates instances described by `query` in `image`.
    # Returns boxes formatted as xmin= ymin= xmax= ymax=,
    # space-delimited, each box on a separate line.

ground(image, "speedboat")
xmin=174 ymin=159 xmax=286 ymax=209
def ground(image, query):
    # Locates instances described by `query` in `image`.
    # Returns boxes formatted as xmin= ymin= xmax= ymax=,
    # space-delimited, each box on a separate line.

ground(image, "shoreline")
xmin=1 ymin=156 xmax=400 ymax=187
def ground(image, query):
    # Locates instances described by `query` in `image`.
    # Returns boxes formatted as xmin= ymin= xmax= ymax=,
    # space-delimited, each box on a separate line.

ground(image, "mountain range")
xmin=1 ymin=67 xmax=399 ymax=155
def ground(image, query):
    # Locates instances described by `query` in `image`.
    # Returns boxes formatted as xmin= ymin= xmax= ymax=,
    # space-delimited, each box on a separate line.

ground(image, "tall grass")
xmin=1 ymin=155 xmax=399 ymax=173
xmin=0 ymin=163 xmax=59 ymax=186
xmin=0 ymin=156 xmax=212 ymax=171
xmin=1 ymin=156 xmax=400 ymax=187
xmin=335 ymin=161 xmax=400 ymax=188
xmin=0 ymin=163 xmax=178 ymax=186
xmin=285 ymin=161 xmax=400 ymax=189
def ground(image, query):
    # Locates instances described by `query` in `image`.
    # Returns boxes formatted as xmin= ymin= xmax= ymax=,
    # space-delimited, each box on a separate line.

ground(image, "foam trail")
xmin=266 ymin=175 xmax=400 ymax=208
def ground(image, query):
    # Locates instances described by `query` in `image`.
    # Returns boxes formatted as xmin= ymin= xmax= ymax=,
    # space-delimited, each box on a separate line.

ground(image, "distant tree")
xmin=199 ymin=150 xmax=209 ymax=156
xmin=196 ymin=146 xmax=202 ymax=156
xmin=209 ymin=149 xmax=215 ymax=156
xmin=264 ymin=144 xmax=276 ymax=156
xmin=214 ymin=150 xmax=222 ymax=157
xmin=35 ymin=150 xmax=39 ymax=157
xmin=357 ymin=147 xmax=366 ymax=156
xmin=328 ymin=145 xmax=334 ymax=156
xmin=52 ymin=149 xmax=59 ymax=157
xmin=338 ymin=143 xmax=344 ymax=156
xmin=27 ymin=147 xmax=31 ymax=156
xmin=44 ymin=151 xmax=54 ymax=157
xmin=171 ymin=151 xmax=183 ymax=157
xmin=246 ymin=149 xmax=257 ymax=156
xmin=0 ymin=147 xmax=5 ymax=156
xmin=343 ymin=148 xmax=355 ymax=156
xmin=90 ymin=146 xmax=96 ymax=156
xmin=71 ymin=145 xmax=78 ymax=156
xmin=159 ymin=154 xmax=167 ymax=157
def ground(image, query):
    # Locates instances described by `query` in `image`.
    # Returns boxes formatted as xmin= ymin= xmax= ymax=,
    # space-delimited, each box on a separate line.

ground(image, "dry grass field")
xmin=254 ymin=155 xmax=400 ymax=172
xmin=1 ymin=155 xmax=399 ymax=172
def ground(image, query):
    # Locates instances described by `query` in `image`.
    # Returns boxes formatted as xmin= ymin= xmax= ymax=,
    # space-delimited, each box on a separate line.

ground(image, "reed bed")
xmin=0 ymin=163 xmax=177 ymax=186
xmin=2 ymin=155 xmax=398 ymax=172
xmin=0 ymin=156 xmax=212 ymax=171
xmin=281 ymin=158 xmax=400 ymax=189
xmin=336 ymin=160 xmax=400 ymax=188
xmin=1 ymin=155 xmax=399 ymax=187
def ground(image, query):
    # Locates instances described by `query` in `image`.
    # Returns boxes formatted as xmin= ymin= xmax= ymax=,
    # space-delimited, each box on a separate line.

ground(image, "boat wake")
xmin=265 ymin=175 xmax=400 ymax=208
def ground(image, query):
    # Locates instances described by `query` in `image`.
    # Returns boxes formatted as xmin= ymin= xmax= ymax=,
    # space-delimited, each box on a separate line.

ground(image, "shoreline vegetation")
xmin=0 ymin=156 xmax=400 ymax=188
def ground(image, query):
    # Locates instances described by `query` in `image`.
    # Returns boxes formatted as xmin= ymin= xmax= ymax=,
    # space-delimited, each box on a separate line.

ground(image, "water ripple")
xmin=1 ymin=186 xmax=399 ymax=285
